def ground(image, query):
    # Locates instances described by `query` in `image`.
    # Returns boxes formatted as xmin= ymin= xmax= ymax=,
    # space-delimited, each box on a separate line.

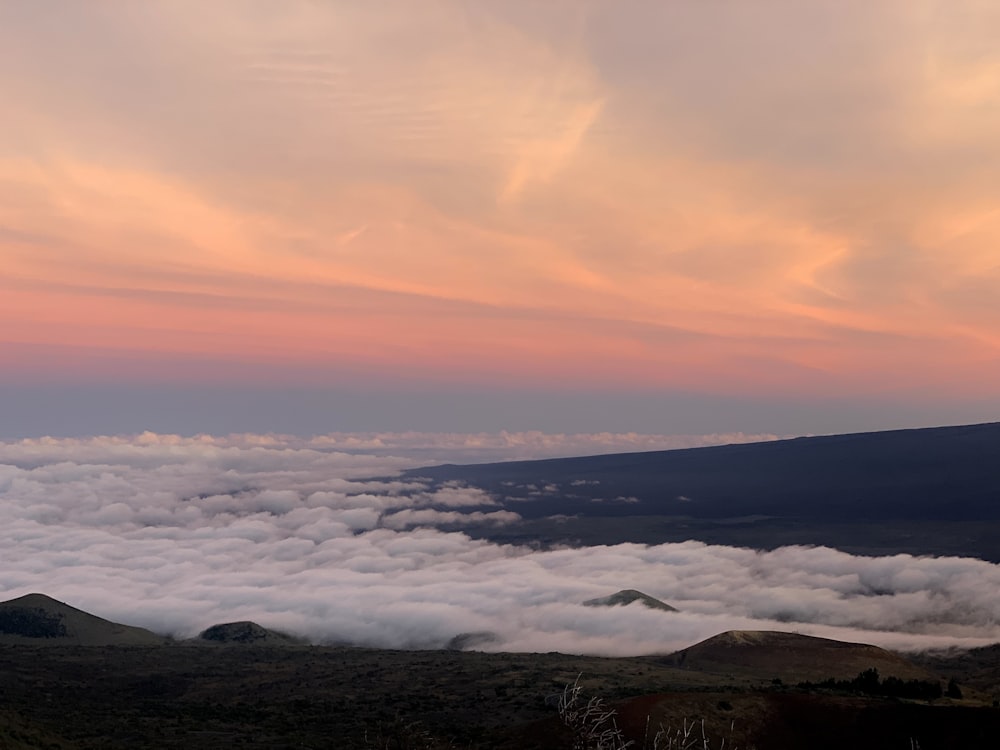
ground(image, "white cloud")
xmin=297 ymin=430 xmax=785 ymax=462
xmin=0 ymin=433 xmax=998 ymax=656
xmin=1 ymin=429 xmax=785 ymax=466
xmin=382 ymin=508 xmax=521 ymax=530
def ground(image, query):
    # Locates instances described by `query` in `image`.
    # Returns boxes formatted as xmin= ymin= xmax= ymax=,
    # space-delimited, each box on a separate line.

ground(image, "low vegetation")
xmin=2 ymin=641 xmax=1000 ymax=748
xmin=0 ymin=606 xmax=68 ymax=639
xmin=557 ymin=676 xmax=740 ymax=750
xmin=797 ymin=668 xmax=948 ymax=701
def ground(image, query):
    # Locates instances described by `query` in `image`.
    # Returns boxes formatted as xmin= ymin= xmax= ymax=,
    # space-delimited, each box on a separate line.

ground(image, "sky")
xmin=3 ymin=0 xmax=1000 ymax=437
xmin=4 ymin=434 xmax=1000 ymax=655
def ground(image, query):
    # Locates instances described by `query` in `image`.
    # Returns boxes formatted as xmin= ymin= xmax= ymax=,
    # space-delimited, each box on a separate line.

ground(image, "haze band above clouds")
xmin=11 ymin=429 xmax=778 ymax=463
xmin=2 ymin=432 xmax=999 ymax=656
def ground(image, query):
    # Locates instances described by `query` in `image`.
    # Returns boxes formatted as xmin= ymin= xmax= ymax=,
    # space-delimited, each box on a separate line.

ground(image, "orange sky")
xmin=3 ymin=1 xmax=1000 ymax=406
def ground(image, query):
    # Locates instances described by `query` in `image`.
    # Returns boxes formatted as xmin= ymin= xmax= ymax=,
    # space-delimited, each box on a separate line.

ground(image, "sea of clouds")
xmin=2 ymin=432 xmax=999 ymax=656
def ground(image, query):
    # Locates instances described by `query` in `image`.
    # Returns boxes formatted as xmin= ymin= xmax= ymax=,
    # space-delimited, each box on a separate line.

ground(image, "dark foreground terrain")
xmin=1 ymin=638 xmax=999 ymax=750
xmin=3 ymin=594 xmax=997 ymax=748
xmin=408 ymin=422 xmax=1000 ymax=561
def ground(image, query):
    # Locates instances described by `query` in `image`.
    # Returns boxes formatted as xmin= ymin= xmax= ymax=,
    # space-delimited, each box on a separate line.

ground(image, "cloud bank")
xmin=1 ymin=429 xmax=782 ymax=464
xmin=240 ymin=429 xmax=784 ymax=462
xmin=2 ymin=433 xmax=999 ymax=656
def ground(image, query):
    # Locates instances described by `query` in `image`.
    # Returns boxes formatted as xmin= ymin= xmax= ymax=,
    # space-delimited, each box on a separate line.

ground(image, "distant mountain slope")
xmin=0 ymin=593 xmax=166 ymax=646
xmin=406 ymin=422 xmax=1000 ymax=559
xmin=663 ymin=630 xmax=936 ymax=683
xmin=409 ymin=422 xmax=1000 ymax=522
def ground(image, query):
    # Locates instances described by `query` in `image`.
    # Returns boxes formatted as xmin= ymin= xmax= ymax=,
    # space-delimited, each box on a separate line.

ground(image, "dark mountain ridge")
xmin=403 ymin=421 xmax=1000 ymax=560
xmin=408 ymin=421 xmax=1000 ymax=523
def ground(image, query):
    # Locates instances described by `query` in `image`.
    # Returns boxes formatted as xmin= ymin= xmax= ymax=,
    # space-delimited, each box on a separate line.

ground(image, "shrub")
xmin=557 ymin=675 xmax=633 ymax=750
xmin=557 ymin=676 xmax=739 ymax=750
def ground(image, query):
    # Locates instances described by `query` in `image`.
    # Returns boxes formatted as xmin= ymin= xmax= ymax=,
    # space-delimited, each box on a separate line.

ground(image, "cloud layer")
xmin=2 ymin=433 xmax=999 ymax=656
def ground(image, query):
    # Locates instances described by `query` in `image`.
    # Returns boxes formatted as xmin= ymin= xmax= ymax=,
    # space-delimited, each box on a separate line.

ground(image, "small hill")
xmin=0 ymin=593 xmax=166 ymax=646
xmin=583 ymin=589 xmax=678 ymax=612
xmin=664 ymin=630 xmax=936 ymax=683
xmin=197 ymin=620 xmax=301 ymax=645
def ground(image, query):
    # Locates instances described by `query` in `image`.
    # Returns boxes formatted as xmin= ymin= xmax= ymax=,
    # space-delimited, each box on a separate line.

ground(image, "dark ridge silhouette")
xmin=409 ymin=422 xmax=1000 ymax=521
xmin=406 ymin=422 xmax=1000 ymax=559
xmin=0 ymin=604 xmax=67 ymax=638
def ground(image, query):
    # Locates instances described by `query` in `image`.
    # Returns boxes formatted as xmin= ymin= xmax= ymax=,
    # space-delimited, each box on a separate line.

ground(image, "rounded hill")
xmin=0 ymin=593 xmax=166 ymax=646
xmin=664 ymin=630 xmax=936 ymax=683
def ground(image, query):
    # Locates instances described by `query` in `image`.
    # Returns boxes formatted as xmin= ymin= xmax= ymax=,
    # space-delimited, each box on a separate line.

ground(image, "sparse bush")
xmin=0 ymin=608 xmax=67 ymax=638
xmin=647 ymin=717 xmax=738 ymax=750
xmin=557 ymin=676 xmax=739 ymax=750
xmin=798 ymin=668 xmax=943 ymax=701
xmin=558 ymin=675 xmax=633 ymax=749
xmin=363 ymin=716 xmax=456 ymax=750
xmin=945 ymin=679 xmax=962 ymax=699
